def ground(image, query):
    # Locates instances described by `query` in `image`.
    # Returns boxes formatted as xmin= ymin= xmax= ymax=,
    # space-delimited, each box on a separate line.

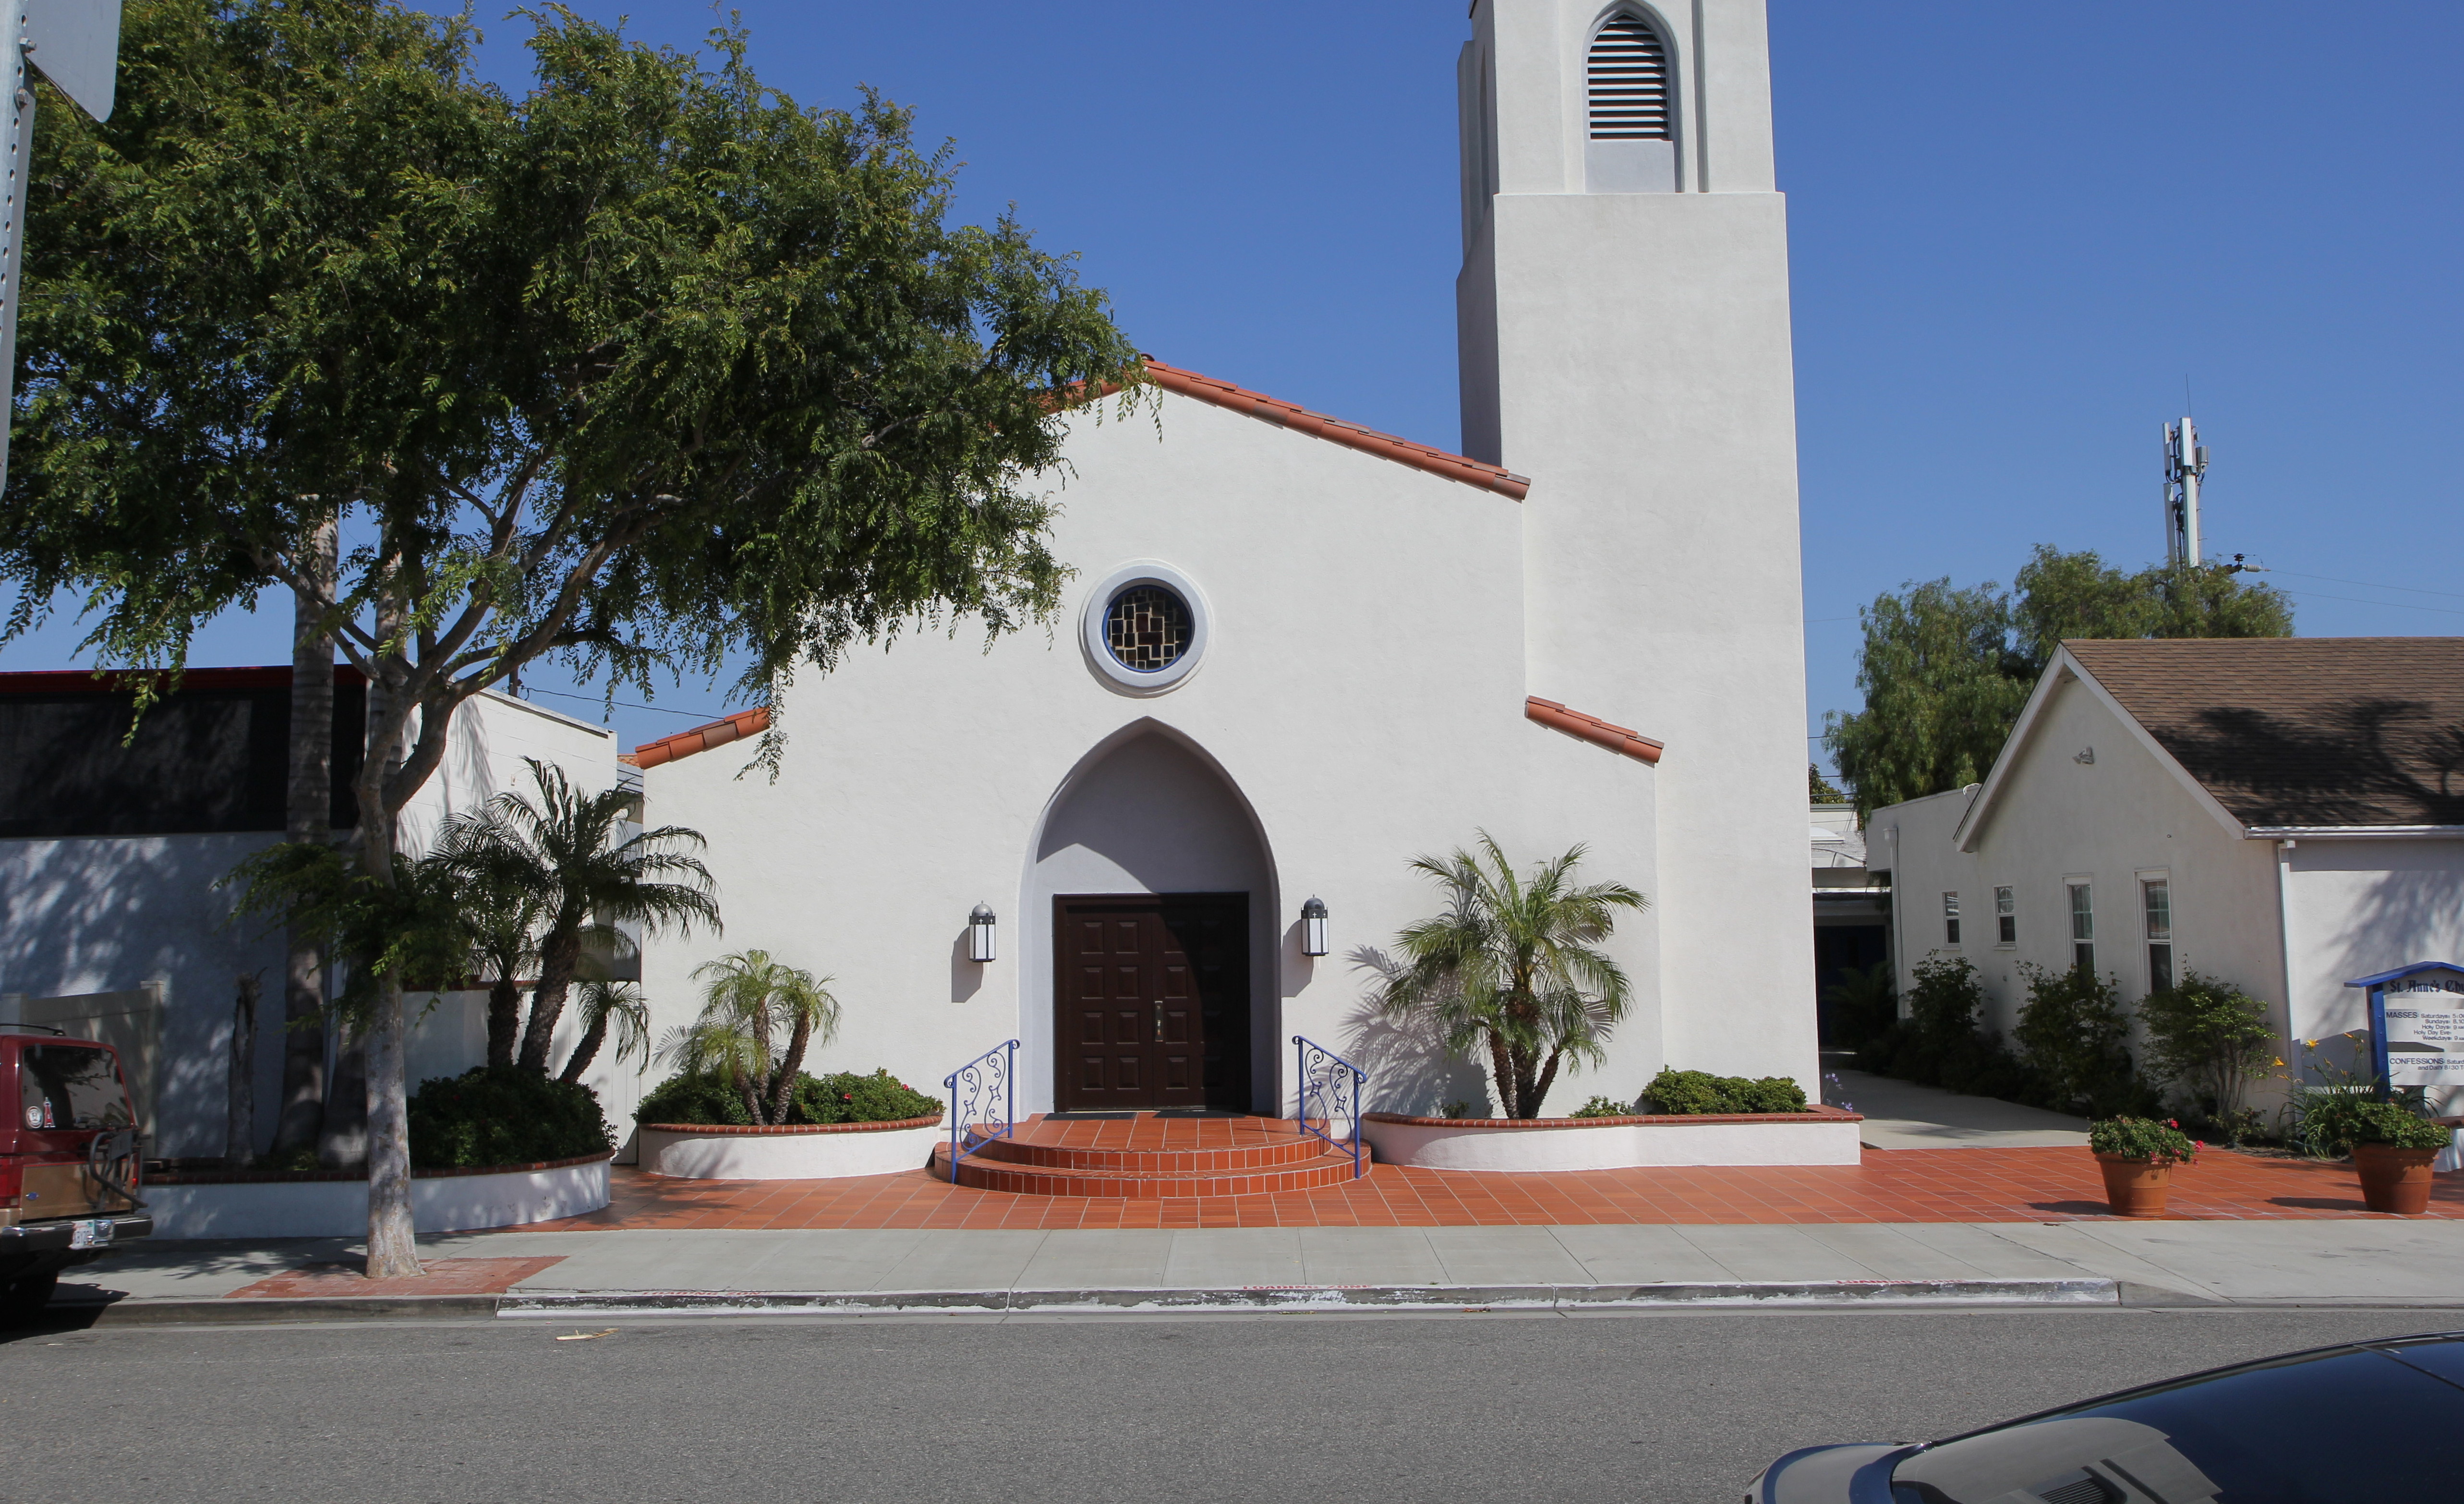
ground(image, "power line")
xmin=2267 ymin=569 xmax=2464 ymax=603
xmin=2274 ymin=589 xmax=2464 ymax=619
xmin=517 ymin=685 xmax=727 ymax=719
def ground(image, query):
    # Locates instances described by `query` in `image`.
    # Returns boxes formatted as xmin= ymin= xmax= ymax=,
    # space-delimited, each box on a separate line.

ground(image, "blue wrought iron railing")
xmin=1292 ymin=1034 xmax=1367 ymax=1179
xmin=943 ymin=1038 xmax=1019 ymax=1183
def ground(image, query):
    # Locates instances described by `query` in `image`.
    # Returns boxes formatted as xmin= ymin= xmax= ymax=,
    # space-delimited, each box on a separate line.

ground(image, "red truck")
xmin=1 ymin=1031 xmax=152 ymax=1321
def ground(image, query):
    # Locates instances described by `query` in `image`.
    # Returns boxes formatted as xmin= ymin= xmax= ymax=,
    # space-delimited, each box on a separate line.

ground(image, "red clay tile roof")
xmin=1526 ymin=697 xmax=1663 ymax=764
xmin=1140 ymin=360 xmax=1531 ymax=501
xmin=2064 ymin=638 xmax=2464 ymax=829
xmin=632 ymin=707 xmax=770 ymax=770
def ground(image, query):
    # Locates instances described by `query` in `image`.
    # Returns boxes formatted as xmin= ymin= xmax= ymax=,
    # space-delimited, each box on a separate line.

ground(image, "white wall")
xmin=643 ymin=388 xmax=1664 ymax=1121
xmin=2283 ymin=837 xmax=2464 ymax=1066
xmin=1459 ymin=0 xmax=1812 ymax=1088
xmin=0 ymin=691 xmax=624 ymax=1156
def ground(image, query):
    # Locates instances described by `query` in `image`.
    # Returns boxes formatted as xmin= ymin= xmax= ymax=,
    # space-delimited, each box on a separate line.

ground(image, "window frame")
xmin=1993 ymin=886 xmax=2016 ymax=947
xmin=2140 ymin=872 xmax=2174 ymax=993
xmin=2066 ymin=878 xmax=2095 ymax=976
xmin=1941 ymin=890 xmax=1961 ymax=947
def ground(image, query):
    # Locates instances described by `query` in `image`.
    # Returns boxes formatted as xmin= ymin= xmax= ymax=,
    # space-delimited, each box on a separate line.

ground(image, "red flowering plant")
xmin=2089 ymin=1116 xmax=2202 ymax=1166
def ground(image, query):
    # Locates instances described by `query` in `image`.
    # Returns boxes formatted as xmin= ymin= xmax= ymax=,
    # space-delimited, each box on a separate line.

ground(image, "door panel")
xmin=1055 ymin=895 xmax=1249 ymax=1112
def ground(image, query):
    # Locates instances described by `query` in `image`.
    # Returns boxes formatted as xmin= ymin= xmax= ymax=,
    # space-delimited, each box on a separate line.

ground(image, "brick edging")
xmin=640 ymin=1114 xmax=943 ymax=1137
xmin=150 ymin=1150 xmax=615 ymax=1186
xmin=1360 ymin=1107 xmax=1863 ymax=1129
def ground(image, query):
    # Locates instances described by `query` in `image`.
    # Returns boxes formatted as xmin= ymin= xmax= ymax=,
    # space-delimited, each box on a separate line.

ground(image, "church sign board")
xmin=2345 ymin=963 xmax=2464 ymax=1089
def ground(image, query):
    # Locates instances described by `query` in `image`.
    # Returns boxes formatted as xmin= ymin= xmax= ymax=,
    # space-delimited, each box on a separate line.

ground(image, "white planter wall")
xmin=1362 ymin=1114 xmax=1861 ymax=1171
xmin=144 ymin=1156 xmax=611 ymax=1240
xmin=640 ymin=1121 xmax=943 ymax=1180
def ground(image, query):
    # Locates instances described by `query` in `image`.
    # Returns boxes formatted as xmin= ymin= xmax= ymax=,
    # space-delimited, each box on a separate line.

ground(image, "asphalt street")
xmin=3 ymin=1305 xmax=2452 ymax=1503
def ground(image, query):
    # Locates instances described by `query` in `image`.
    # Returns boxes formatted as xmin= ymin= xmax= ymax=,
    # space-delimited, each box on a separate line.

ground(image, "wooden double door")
xmin=1056 ymin=894 xmax=1251 ymax=1113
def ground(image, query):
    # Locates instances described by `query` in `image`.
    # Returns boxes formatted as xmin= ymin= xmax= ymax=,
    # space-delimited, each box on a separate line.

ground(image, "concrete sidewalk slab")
xmin=1828 ymin=1066 xmax=2092 ymax=1150
xmin=61 ymin=1217 xmax=2464 ymax=1316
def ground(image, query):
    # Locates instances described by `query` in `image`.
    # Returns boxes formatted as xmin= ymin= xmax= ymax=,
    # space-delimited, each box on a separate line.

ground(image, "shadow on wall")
xmin=0 ymin=832 xmax=286 ymax=1156
xmin=1337 ymin=945 xmax=1492 ymax=1117
xmin=2162 ymin=701 xmax=2464 ymax=827
xmin=2302 ymin=854 xmax=2464 ymax=1048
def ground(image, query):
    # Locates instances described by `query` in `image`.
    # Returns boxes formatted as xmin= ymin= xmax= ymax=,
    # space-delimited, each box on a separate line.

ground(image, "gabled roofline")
xmin=1952 ymin=645 xmax=2247 ymax=852
xmin=1137 ymin=360 xmax=1532 ymax=501
xmin=632 ymin=707 xmax=769 ymax=769
xmin=1526 ymin=697 xmax=1663 ymax=764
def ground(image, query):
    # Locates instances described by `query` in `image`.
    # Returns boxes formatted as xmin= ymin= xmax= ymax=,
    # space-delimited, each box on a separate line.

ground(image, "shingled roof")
xmin=2063 ymin=638 xmax=2464 ymax=830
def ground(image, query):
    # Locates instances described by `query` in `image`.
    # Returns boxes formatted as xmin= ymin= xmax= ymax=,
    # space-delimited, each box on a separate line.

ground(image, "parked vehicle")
xmin=1748 ymin=1330 xmax=2464 ymax=1502
xmin=1 ymin=1031 xmax=152 ymax=1321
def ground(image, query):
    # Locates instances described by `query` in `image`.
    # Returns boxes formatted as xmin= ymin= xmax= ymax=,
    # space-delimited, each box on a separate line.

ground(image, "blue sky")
xmin=8 ymin=1 xmax=2458 ymax=766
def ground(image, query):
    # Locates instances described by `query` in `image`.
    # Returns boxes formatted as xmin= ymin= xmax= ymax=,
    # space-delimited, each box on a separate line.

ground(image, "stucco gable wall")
xmin=1957 ymin=672 xmax=2282 ymax=1041
xmin=642 ymin=390 xmax=1664 ymax=1118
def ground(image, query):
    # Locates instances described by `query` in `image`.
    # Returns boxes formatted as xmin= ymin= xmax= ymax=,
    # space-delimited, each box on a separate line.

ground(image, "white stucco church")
xmin=634 ymin=0 xmax=1814 ymax=1122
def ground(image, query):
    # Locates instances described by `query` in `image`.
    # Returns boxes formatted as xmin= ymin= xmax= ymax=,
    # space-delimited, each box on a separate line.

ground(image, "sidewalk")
xmin=1828 ymin=1066 xmax=2092 ymax=1151
xmin=53 ymin=1214 xmax=2464 ymax=1319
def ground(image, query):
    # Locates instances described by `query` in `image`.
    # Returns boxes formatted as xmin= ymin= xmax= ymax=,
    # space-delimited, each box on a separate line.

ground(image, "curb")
xmin=65 ymin=1278 xmax=2120 ymax=1325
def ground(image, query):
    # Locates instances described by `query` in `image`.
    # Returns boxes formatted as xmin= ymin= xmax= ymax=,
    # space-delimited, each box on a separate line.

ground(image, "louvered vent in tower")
xmin=1587 ymin=17 xmax=1670 ymax=141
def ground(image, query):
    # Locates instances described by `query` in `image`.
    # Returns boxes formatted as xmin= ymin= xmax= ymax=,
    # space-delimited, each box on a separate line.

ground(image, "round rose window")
xmin=1103 ymin=585 xmax=1192 ymax=673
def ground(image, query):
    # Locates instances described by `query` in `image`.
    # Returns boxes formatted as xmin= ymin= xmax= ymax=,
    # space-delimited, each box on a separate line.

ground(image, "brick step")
xmin=968 ymin=1131 xmax=1330 ymax=1174
xmin=931 ymin=1140 xmax=1367 ymax=1198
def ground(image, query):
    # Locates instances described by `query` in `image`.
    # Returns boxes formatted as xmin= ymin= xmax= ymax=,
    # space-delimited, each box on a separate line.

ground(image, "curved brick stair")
xmin=931 ymin=1114 xmax=1367 ymax=1198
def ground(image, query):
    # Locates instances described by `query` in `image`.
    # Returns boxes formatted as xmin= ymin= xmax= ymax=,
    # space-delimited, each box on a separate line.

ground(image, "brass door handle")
xmin=1153 ymin=1001 xmax=1164 ymax=1042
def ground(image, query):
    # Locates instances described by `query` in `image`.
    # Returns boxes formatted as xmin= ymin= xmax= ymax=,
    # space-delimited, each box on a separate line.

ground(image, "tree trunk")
xmin=516 ymin=926 xmax=586 ymax=1075
xmin=1528 ymin=1049 xmax=1563 ymax=1119
xmin=225 ymin=973 xmax=259 ymax=1169
xmin=1486 ymin=1032 xmax=1518 ymax=1119
xmin=273 ymin=518 xmax=337 ymax=1156
xmin=363 ymin=969 xmax=420 ymax=1279
xmin=486 ymin=976 xmax=523 ymax=1070
xmin=732 ymin=1059 xmax=767 ymax=1126
xmin=558 ymin=1006 xmax=608 ymax=1085
xmin=768 ymin=1011 xmax=814 ymax=1124
xmin=356 ymin=586 xmax=423 ymax=1280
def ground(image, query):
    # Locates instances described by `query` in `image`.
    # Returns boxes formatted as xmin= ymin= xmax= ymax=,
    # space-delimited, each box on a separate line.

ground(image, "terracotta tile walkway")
xmin=227 ymin=1255 xmax=568 ymax=1298
xmin=529 ymin=1148 xmax=2464 ymax=1232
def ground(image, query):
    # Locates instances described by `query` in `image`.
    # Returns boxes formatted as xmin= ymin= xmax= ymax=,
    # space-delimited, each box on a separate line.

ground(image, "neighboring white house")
xmin=1870 ymin=638 xmax=2464 ymax=1111
xmin=0 ymin=668 xmax=627 ymax=1156
xmin=634 ymin=0 xmax=1817 ymax=1119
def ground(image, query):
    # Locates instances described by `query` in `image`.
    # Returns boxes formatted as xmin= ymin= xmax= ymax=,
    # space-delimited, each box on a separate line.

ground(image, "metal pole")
xmin=0 ymin=6 xmax=36 ymax=498
xmin=2179 ymin=416 xmax=2201 ymax=566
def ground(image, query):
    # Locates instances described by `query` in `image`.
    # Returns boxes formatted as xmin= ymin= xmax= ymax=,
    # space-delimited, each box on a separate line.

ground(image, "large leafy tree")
xmin=1376 ymin=835 xmax=1646 ymax=1119
xmin=4 ymin=0 xmax=1142 ymax=1275
xmin=1827 ymin=548 xmax=2293 ymax=817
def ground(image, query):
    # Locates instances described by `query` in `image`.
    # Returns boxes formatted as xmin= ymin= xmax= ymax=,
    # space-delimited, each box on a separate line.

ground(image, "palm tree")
xmin=461 ymin=881 xmax=543 ymax=1071
xmin=1377 ymin=833 xmax=1646 ymax=1119
xmin=661 ymin=951 xmax=840 ymax=1125
xmin=559 ymin=979 xmax=652 ymax=1084
xmin=433 ymin=758 xmax=721 ymax=1075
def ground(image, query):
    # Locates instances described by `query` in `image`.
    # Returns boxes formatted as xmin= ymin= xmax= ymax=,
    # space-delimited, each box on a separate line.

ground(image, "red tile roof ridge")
xmin=633 ymin=705 xmax=771 ymax=769
xmin=1526 ymin=696 xmax=1664 ymax=764
xmin=1135 ymin=359 xmax=1531 ymax=501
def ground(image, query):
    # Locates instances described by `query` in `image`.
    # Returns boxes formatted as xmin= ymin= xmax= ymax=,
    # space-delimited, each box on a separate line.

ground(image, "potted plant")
xmin=2089 ymin=1117 xmax=2201 ymax=1217
xmin=2343 ymin=1102 xmax=2452 ymax=1215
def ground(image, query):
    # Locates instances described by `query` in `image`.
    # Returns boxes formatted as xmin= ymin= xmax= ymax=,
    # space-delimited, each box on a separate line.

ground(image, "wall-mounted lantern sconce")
xmin=967 ymin=903 xmax=998 ymax=963
xmin=1301 ymin=897 xmax=1329 ymax=958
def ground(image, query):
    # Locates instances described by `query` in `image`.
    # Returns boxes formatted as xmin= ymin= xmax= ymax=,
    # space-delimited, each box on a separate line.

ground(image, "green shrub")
xmin=790 ymin=1069 xmax=940 ymax=1125
xmin=2139 ymin=969 xmax=2274 ymax=1124
xmin=1857 ymin=955 xmax=2041 ymax=1103
xmin=1568 ymin=1095 xmax=1633 ymax=1119
xmin=2297 ymin=1091 xmax=2451 ymax=1156
xmin=407 ymin=1067 xmax=613 ymax=1169
xmin=2015 ymin=963 xmax=2153 ymax=1118
xmin=2089 ymin=1116 xmax=2200 ymax=1165
xmin=636 ymin=1067 xmax=939 ymax=1127
xmin=1644 ymin=1069 xmax=1807 ymax=1115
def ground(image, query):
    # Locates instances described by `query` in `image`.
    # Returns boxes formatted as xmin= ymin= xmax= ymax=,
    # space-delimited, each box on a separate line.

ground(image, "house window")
xmin=1942 ymin=891 xmax=1961 ymax=945
xmin=2068 ymin=882 xmax=2095 ymax=975
xmin=1587 ymin=15 xmax=1672 ymax=141
xmin=1994 ymin=887 xmax=2015 ymax=945
xmin=2143 ymin=878 xmax=2174 ymax=992
xmin=1103 ymin=586 xmax=1192 ymax=672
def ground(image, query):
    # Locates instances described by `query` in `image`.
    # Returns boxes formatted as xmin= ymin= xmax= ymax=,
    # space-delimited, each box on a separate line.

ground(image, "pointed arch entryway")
xmin=1022 ymin=722 xmax=1279 ymax=1115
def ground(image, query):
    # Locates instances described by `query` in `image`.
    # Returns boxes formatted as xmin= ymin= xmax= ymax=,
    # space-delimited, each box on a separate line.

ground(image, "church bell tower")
xmin=1460 ymin=0 xmax=1815 ymax=1083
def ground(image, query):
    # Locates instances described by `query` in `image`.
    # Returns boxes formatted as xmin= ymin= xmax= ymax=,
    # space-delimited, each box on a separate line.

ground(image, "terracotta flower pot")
xmin=2094 ymin=1152 xmax=2173 ymax=1217
xmin=2353 ymin=1143 xmax=2440 ymax=1215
